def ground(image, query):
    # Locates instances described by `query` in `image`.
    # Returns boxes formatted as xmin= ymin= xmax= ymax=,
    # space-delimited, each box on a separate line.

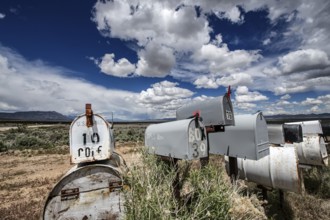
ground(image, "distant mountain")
xmin=0 ymin=111 xmax=71 ymax=122
xmin=264 ymin=113 xmax=330 ymax=120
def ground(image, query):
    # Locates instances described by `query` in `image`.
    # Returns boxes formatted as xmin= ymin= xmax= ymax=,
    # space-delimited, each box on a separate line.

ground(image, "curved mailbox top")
xmin=176 ymin=95 xmax=234 ymax=126
xmin=209 ymin=112 xmax=269 ymax=160
xmin=43 ymin=164 xmax=124 ymax=220
xmin=286 ymin=120 xmax=323 ymax=135
xmin=145 ymin=118 xmax=208 ymax=160
xmin=70 ymin=114 xmax=114 ymax=164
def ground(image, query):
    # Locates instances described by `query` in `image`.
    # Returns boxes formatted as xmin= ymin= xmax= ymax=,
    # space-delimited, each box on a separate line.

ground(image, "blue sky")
xmin=0 ymin=0 xmax=329 ymax=120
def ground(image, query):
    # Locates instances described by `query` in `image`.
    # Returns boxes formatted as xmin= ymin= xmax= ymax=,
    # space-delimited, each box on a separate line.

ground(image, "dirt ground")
xmin=0 ymin=144 xmax=141 ymax=220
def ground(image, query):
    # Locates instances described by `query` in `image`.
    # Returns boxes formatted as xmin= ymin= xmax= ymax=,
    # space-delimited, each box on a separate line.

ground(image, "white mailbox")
xmin=176 ymin=94 xmax=234 ymax=126
xmin=286 ymin=120 xmax=323 ymax=135
xmin=145 ymin=118 xmax=208 ymax=160
xmin=70 ymin=114 xmax=114 ymax=164
xmin=209 ymin=112 xmax=269 ymax=160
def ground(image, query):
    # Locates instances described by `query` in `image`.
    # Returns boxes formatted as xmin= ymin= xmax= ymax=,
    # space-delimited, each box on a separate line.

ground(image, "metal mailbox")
xmin=267 ymin=124 xmax=303 ymax=144
xmin=43 ymin=162 xmax=125 ymax=219
xmin=267 ymin=124 xmax=285 ymax=145
xmin=70 ymin=113 xmax=114 ymax=164
xmin=283 ymin=124 xmax=303 ymax=143
xmin=209 ymin=112 xmax=269 ymax=160
xmin=286 ymin=120 xmax=323 ymax=135
xmin=176 ymin=95 xmax=235 ymax=126
xmin=231 ymin=147 xmax=301 ymax=193
xmin=145 ymin=118 xmax=208 ymax=160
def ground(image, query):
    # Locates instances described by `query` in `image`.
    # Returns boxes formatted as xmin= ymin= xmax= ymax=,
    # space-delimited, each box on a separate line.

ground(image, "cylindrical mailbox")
xmin=285 ymin=135 xmax=328 ymax=166
xmin=229 ymin=147 xmax=301 ymax=193
xmin=43 ymin=163 xmax=125 ymax=220
xmin=286 ymin=120 xmax=323 ymax=135
xmin=145 ymin=118 xmax=208 ymax=160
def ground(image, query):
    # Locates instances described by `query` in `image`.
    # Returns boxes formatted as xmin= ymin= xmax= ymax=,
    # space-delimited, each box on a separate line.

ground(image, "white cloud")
xmin=235 ymin=86 xmax=268 ymax=103
xmin=193 ymin=76 xmax=218 ymax=89
xmin=0 ymin=46 xmax=149 ymax=120
xmin=279 ymin=49 xmax=330 ymax=74
xmin=138 ymin=80 xmax=197 ymax=118
xmin=0 ymin=13 xmax=5 ymax=19
xmin=136 ymin=43 xmax=175 ymax=77
xmin=193 ymin=41 xmax=261 ymax=74
xmin=98 ymin=53 xmax=135 ymax=77
xmin=280 ymin=94 xmax=291 ymax=100
xmin=216 ymin=73 xmax=253 ymax=87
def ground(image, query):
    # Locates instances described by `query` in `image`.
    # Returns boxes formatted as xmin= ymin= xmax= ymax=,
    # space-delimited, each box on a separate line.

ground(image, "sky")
xmin=0 ymin=0 xmax=330 ymax=120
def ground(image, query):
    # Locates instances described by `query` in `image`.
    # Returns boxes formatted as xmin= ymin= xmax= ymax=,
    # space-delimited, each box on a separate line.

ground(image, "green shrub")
xmin=124 ymin=151 xmax=232 ymax=220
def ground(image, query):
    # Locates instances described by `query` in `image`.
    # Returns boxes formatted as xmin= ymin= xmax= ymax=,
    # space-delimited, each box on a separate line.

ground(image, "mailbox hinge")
xmin=109 ymin=180 xmax=123 ymax=192
xmin=61 ymin=188 xmax=79 ymax=201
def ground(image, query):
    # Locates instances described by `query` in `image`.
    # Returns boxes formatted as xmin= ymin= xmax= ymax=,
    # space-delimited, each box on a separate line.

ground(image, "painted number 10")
xmin=82 ymin=133 xmax=100 ymax=145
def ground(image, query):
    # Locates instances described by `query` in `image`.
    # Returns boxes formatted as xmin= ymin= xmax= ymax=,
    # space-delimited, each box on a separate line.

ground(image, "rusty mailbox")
xmin=70 ymin=106 xmax=114 ymax=164
xmin=209 ymin=112 xmax=269 ymax=160
xmin=176 ymin=94 xmax=235 ymax=127
xmin=145 ymin=118 xmax=208 ymax=160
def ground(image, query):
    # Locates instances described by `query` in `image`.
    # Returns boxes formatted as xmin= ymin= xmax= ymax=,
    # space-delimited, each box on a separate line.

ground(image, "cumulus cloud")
xmin=279 ymin=49 xmax=330 ymax=74
xmin=98 ymin=53 xmax=135 ymax=77
xmin=235 ymin=86 xmax=268 ymax=103
xmin=138 ymin=80 xmax=200 ymax=118
xmin=0 ymin=13 xmax=5 ymax=19
xmin=136 ymin=43 xmax=175 ymax=77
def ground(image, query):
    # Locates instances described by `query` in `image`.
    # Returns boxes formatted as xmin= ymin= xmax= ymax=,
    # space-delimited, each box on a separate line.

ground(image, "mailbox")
xmin=209 ymin=112 xmax=269 ymax=160
xmin=70 ymin=113 xmax=114 ymax=164
xmin=283 ymin=124 xmax=303 ymax=143
xmin=145 ymin=118 xmax=208 ymax=160
xmin=267 ymin=124 xmax=303 ymax=144
xmin=286 ymin=120 xmax=323 ymax=135
xmin=43 ymin=162 xmax=125 ymax=219
xmin=230 ymin=147 xmax=301 ymax=193
xmin=267 ymin=124 xmax=285 ymax=145
xmin=176 ymin=94 xmax=234 ymax=126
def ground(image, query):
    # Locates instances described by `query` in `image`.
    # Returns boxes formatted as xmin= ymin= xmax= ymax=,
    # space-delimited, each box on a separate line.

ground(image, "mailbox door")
xmin=43 ymin=164 xmax=124 ymax=219
xmin=267 ymin=124 xmax=285 ymax=145
xmin=70 ymin=114 xmax=114 ymax=164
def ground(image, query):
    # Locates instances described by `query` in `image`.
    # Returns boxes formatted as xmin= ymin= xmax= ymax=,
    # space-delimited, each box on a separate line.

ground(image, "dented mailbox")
xmin=176 ymin=95 xmax=235 ymax=126
xmin=209 ymin=112 xmax=269 ymax=160
xmin=145 ymin=118 xmax=208 ymax=160
xmin=43 ymin=162 xmax=125 ymax=219
xmin=70 ymin=114 xmax=114 ymax=164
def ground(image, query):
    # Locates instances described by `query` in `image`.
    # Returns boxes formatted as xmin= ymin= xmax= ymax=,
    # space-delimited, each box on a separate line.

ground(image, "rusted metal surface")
xmin=176 ymin=94 xmax=235 ymax=126
xmin=232 ymin=147 xmax=301 ymax=193
xmin=70 ymin=113 xmax=114 ymax=164
xmin=85 ymin=103 xmax=93 ymax=127
xmin=43 ymin=164 xmax=125 ymax=220
xmin=145 ymin=118 xmax=208 ymax=160
xmin=286 ymin=135 xmax=328 ymax=166
xmin=209 ymin=112 xmax=269 ymax=160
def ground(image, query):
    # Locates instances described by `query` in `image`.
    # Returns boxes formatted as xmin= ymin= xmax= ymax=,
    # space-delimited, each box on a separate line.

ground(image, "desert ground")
xmin=0 ymin=123 xmax=329 ymax=219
